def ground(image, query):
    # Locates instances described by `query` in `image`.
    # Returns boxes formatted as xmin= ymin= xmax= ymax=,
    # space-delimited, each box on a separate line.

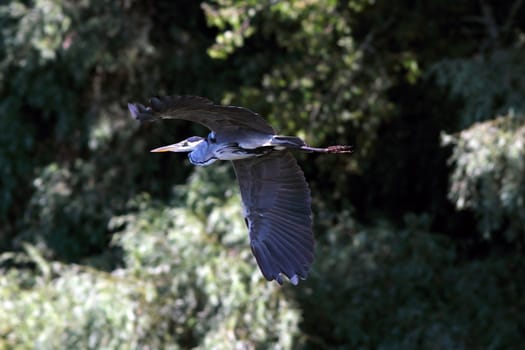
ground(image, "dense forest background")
xmin=1 ymin=0 xmax=524 ymax=348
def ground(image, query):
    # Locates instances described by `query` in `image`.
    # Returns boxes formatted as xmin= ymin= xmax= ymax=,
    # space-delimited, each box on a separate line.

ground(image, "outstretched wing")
xmin=233 ymin=151 xmax=314 ymax=285
xmin=128 ymin=95 xmax=275 ymax=135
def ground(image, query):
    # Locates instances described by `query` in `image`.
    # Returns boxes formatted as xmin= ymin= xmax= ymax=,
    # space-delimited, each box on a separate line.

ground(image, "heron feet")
xmin=325 ymin=145 xmax=354 ymax=153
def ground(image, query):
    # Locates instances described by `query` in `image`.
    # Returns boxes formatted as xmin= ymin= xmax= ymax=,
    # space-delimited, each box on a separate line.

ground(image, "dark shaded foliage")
xmin=1 ymin=0 xmax=525 ymax=348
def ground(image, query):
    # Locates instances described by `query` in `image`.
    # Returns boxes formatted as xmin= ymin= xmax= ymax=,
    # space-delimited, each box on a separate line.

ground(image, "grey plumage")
xmin=129 ymin=95 xmax=352 ymax=285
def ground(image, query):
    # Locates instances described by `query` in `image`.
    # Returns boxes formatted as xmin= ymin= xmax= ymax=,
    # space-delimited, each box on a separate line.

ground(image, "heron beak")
xmin=150 ymin=137 xmax=204 ymax=153
xmin=150 ymin=138 xmax=201 ymax=153
xmin=150 ymin=143 xmax=184 ymax=152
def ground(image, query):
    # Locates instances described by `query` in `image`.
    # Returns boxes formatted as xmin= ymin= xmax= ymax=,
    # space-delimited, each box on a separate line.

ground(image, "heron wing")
xmin=232 ymin=151 xmax=314 ymax=285
xmin=128 ymin=95 xmax=275 ymax=134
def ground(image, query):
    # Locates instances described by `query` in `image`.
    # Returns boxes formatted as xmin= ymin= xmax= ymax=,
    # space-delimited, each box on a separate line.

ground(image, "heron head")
xmin=150 ymin=136 xmax=205 ymax=153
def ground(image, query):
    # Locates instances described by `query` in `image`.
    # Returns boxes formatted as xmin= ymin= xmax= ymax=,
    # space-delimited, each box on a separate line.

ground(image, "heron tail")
xmin=270 ymin=136 xmax=307 ymax=148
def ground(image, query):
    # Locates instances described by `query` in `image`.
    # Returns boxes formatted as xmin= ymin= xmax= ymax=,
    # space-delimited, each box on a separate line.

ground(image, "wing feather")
xmin=233 ymin=151 xmax=314 ymax=285
xmin=264 ymin=230 xmax=312 ymax=271
xmin=128 ymin=95 xmax=275 ymax=135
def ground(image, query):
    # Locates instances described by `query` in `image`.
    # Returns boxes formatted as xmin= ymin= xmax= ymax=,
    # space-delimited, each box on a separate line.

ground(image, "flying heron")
xmin=128 ymin=95 xmax=352 ymax=285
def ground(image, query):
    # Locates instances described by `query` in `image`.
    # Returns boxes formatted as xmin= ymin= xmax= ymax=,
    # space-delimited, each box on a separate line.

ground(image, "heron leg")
xmin=269 ymin=136 xmax=353 ymax=153
xmin=299 ymin=145 xmax=353 ymax=153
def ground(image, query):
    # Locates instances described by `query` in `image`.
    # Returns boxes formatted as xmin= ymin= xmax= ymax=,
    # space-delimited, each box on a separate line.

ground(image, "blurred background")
xmin=1 ymin=0 xmax=524 ymax=348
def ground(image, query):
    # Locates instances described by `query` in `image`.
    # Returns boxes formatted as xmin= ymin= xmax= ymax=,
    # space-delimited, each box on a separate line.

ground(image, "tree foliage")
xmin=443 ymin=114 xmax=525 ymax=243
xmin=1 ymin=0 xmax=525 ymax=348
xmin=2 ymin=165 xmax=301 ymax=349
xmin=431 ymin=48 xmax=525 ymax=127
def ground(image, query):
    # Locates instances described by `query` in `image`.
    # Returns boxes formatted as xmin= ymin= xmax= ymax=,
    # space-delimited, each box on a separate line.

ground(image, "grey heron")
xmin=128 ymin=95 xmax=352 ymax=285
